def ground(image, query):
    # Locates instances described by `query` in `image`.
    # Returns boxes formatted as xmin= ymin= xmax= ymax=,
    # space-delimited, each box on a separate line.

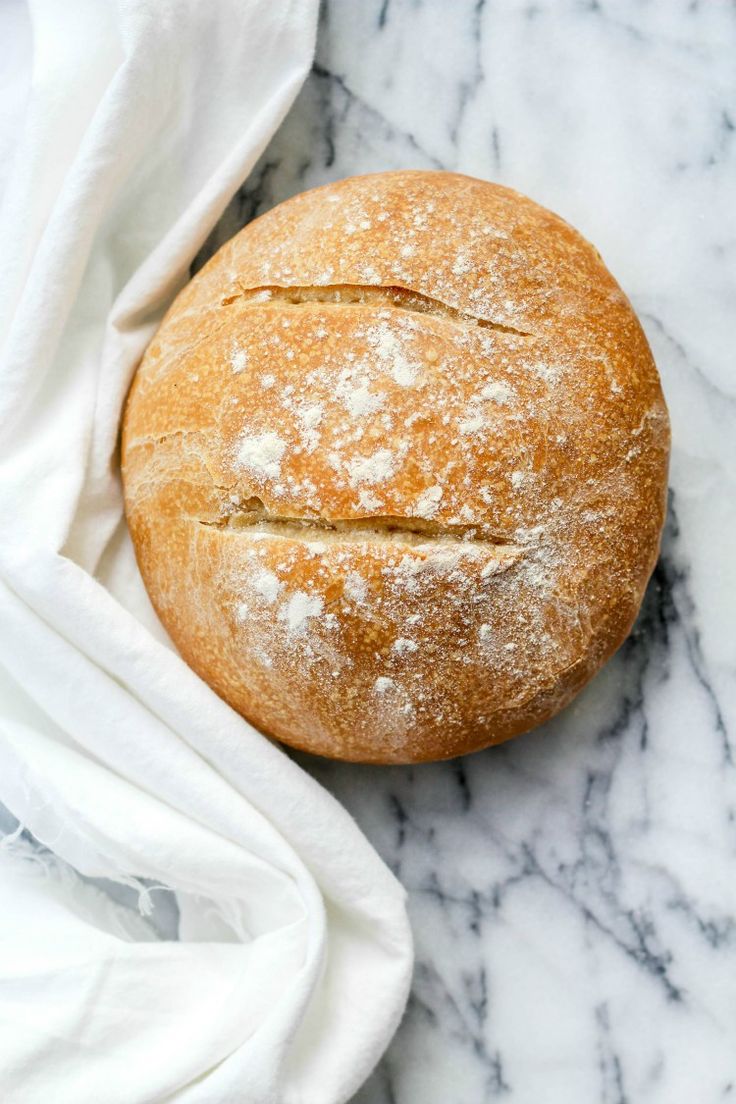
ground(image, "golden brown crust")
xmin=122 ymin=171 xmax=670 ymax=763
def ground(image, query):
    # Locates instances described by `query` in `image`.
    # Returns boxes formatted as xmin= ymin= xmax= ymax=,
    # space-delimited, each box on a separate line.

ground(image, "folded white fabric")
xmin=0 ymin=2 xmax=412 ymax=1102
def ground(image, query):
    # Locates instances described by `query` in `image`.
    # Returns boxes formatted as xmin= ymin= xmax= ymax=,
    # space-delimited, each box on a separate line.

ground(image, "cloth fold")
xmin=0 ymin=2 xmax=413 ymax=1101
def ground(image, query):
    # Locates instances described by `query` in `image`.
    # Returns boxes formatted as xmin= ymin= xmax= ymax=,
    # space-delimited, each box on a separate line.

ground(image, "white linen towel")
xmin=0 ymin=2 xmax=413 ymax=1101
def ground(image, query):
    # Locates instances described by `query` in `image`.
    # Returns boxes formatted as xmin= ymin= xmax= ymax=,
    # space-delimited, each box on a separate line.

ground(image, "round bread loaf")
xmin=122 ymin=171 xmax=669 ymax=763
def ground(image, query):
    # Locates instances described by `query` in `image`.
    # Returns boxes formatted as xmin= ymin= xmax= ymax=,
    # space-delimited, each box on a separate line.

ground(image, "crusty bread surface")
xmin=122 ymin=171 xmax=670 ymax=763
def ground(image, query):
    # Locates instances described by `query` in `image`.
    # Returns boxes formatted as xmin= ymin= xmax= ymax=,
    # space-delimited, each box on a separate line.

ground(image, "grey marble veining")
xmin=197 ymin=1 xmax=736 ymax=1101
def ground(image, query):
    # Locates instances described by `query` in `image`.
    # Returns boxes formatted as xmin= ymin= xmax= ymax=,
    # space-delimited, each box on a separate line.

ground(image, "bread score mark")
xmin=220 ymin=283 xmax=534 ymax=339
xmin=199 ymin=498 xmax=524 ymax=569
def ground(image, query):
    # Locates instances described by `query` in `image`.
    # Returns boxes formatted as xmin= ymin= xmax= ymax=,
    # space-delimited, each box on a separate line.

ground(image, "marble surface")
xmin=199 ymin=2 xmax=736 ymax=1101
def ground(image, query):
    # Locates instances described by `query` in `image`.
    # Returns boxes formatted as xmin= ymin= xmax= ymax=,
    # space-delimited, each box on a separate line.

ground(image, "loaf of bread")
xmin=122 ymin=171 xmax=670 ymax=763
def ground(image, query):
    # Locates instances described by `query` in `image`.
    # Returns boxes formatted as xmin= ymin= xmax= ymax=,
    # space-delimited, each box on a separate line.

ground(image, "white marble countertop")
xmin=199 ymin=2 xmax=736 ymax=1101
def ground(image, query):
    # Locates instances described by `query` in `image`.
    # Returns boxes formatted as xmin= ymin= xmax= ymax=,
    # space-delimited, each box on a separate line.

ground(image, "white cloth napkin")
xmin=0 ymin=2 xmax=412 ymax=1102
